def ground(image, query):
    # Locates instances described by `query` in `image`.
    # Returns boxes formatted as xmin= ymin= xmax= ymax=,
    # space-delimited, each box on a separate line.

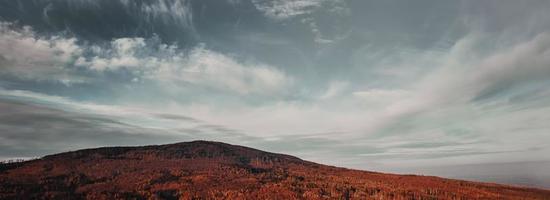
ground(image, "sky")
xmin=1 ymin=0 xmax=550 ymax=188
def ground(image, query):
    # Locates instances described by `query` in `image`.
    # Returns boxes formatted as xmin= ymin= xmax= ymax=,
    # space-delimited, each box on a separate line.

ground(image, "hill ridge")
xmin=41 ymin=140 xmax=304 ymax=164
xmin=1 ymin=141 xmax=550 ymax=199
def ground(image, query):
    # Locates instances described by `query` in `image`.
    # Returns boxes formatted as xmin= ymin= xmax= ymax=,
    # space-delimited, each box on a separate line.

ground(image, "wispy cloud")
xmin=251 ymin=0 xmax=326 ymax=20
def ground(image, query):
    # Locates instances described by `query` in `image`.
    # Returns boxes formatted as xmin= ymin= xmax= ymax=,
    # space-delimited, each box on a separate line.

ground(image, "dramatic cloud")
xmin=0 ymin=22 xmax=83 ymax=83
xmin=1 ymin=0 xmax=550 ymax=188
xmin=0 ymin=23 xmax=292 ymax=95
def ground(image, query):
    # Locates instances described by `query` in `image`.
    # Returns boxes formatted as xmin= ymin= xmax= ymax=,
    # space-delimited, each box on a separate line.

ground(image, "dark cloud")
xmin=0 ymin=99 xmax=189 ymax=158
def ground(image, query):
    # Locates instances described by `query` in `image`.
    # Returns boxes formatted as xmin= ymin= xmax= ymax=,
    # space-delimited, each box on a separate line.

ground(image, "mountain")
xmin=1 ymin=141 xmax=549 ymax=199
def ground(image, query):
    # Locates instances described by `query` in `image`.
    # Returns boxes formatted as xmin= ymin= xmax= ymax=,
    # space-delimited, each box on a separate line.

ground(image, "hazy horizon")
xmin=1 ymin=0 xmax=550 ymax=189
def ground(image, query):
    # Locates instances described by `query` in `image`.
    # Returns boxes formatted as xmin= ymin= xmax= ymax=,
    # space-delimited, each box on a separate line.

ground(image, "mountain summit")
xmin=1 ymin=141 xmax=549 ymax=199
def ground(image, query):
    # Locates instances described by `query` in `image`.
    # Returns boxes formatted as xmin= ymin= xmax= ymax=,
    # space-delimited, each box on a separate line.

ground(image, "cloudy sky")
xmin=1 ymin=0 xmax=550 ymax=187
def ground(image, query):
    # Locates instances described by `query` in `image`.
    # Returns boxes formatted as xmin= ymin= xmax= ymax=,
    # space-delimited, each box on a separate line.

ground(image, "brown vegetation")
xmin=1 ymin=141 xmax=549 ymax=199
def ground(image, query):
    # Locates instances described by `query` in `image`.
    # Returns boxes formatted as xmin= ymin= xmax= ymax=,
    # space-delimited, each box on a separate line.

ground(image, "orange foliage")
xmin=1 ymin=141 xmax=549 ymax=199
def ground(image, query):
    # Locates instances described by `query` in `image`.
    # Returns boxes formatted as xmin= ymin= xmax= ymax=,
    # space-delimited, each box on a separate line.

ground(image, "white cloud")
xmin=0 ymin=22 xmax=84 ymax=83
xmin=252 ymin=0 xmax=325 ymax=20
xmin=353 ymin=89 xmax=409 ymax=104
xmin=320 ymin=80 xmax=349 ymax=99
xmin=170 ymin=101 xmax=366 ymax=138
xmin=164 ymin=30 xmax=550 ymax=141
xmin=77 ymin=38 xmax=147 ymax=71
xmin=0 ymin=88 xmax=201 ymax=132
xmin=252 ymin=0 xmax=350 ymax=44
xmin=0 ymin=22 xmax=292 ymax=95
xmin=76 ymin=40 xmax=293 ymax=95
xmin=153 ymin=46 xmax=293 ymax=95
xmin=351 ymin=32 xmax=550 ymax=135
xmin=415 ymin=32 xmax=550 ymax=109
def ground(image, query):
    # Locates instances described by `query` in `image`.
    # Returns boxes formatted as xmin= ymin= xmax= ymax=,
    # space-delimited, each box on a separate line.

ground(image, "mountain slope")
xmin=1 ymin=141 xmax=549 ymax=199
